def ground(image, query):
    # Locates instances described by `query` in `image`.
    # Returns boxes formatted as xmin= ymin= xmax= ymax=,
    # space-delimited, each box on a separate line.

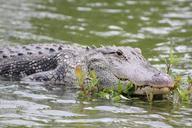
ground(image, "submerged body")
xmin=0 ymin=43 xmax=174 ymax=95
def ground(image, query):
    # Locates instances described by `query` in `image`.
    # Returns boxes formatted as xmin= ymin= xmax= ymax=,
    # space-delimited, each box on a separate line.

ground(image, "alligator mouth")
xmin=117 ymin=77 xmax=173 ymax=95
xmin=133 ymin=85 xmax=172 ymax=95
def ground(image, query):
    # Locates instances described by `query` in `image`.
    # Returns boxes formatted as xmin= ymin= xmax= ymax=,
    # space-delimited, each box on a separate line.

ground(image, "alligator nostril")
xmin=152 ymin=73 xmax=174 ymax=88
xmin=154 ymin=72 xmax=161 ymax=77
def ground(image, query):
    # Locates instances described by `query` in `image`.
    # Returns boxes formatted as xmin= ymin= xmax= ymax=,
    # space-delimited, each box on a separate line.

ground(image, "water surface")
xmin=0 ymin=0 xmax=191 ymax=127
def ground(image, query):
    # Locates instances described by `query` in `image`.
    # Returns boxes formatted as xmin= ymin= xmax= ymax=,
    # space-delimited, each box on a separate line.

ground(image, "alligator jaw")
xmin=117 ymin=77 xmax=174 ymax=95
xmin=133 ymin=85 xmax=173 ymax=95
xmin=116 ymin=72 xmax=174 ymax=95
xmin=133 ymin=74 xmax=175 ymax=95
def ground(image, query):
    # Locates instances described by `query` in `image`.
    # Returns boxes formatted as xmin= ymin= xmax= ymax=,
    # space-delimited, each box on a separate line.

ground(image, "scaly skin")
xmin=0 ymin=43 xmax=174 ymax=95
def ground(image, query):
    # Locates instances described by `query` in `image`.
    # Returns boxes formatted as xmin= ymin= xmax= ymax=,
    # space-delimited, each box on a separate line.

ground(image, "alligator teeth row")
xmin=136 ymin=86 xmax=162 ymax=90
xmin=134 ymin=86 xmax=170 ymax=95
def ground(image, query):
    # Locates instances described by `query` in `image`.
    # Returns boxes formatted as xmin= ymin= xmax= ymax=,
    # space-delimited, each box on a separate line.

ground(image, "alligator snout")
xmin=152 ymin=72 xmax=174 ymax=88
xmin=133 ymin=72 xmax=174 ymax=95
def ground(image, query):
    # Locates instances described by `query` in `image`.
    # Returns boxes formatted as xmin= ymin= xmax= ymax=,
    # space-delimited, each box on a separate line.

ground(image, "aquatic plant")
xmin=75 ymin=65 xmax=99 ymax=100
xmin=165 ymin=46 xmax=191 ymax=104
xmin=75 ymin=65 xmax=134 ymax=101
xmin=165 ymin=47 xmax=180 ymax=74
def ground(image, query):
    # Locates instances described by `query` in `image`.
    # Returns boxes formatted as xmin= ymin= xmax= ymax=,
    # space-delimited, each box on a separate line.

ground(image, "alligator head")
xmin=86 ymin=46 xmax=174 ymax=95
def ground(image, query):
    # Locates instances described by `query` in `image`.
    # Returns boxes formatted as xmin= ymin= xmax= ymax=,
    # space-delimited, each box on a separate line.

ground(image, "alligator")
xmin=0 ymin=43 xmax=174 ymax=95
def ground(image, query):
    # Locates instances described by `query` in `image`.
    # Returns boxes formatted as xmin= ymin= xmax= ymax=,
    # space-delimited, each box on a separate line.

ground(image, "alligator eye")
xmin=116 ymin=49 xmax=123 ymax=56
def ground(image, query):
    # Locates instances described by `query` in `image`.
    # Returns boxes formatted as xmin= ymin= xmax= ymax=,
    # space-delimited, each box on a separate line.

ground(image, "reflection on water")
xmin=0 ymin=0 xmax=192 ymax=127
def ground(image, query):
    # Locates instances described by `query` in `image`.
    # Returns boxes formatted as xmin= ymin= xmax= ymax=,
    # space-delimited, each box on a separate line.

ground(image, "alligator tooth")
xmin=135 ymin=85 xmax=137 ymax=90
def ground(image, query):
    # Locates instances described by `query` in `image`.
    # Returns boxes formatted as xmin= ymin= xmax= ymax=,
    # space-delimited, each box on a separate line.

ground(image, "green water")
xmin=0 ymin=0 xmax=192 ymax=127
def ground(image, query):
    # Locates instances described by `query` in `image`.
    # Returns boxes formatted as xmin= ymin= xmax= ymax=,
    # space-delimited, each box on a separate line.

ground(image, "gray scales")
xmin=0 ymin=43 xmax=174 ymax=95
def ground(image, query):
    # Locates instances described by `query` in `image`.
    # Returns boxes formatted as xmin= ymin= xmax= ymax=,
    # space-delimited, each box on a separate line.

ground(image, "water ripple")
xmin=0 ymin=0 xmax=191 ymax=127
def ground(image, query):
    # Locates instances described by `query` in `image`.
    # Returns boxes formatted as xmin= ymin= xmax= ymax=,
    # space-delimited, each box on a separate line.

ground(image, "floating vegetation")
xmin=75 ymin=65 xmax=134 ymax=101
xmin=165 ymin=46 xmax=192 ymax=104
xmin=75 ymin=65 xmax=99 ymax=100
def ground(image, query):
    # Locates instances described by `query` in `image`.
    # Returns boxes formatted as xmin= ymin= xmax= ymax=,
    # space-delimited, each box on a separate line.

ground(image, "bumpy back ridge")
xmin=0 ymin=43 xmax=85 ymax=61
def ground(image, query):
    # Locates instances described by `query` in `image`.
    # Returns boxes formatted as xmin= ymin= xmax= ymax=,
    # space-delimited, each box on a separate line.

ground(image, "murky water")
xmin=0 ymin=0 xmax=192 ymax=127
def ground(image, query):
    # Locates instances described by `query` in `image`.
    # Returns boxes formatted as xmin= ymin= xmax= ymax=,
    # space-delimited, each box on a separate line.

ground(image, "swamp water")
xmin=0 ymin=0 xmax=191 ymax=127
